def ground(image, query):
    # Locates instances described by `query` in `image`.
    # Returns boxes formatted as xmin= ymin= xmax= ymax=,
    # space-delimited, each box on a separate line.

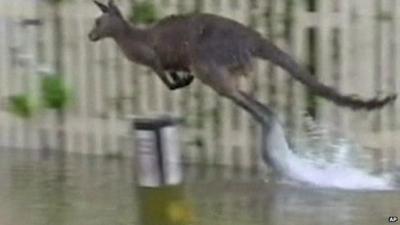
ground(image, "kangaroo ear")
xmin=93 ymin=0 xmax=108 ymax=13
xmin=108 ymin=0 xmax=122 ymax=17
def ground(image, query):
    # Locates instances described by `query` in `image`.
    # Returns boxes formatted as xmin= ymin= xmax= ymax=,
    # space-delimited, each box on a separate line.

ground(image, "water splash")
xmin=261 ymin=116 xmax=397 ymax=191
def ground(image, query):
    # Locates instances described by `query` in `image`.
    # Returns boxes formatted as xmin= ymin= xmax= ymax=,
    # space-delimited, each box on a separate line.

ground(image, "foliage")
xmin=9 ymin=95 xmax=38 ymax=119
xmin=129 ymin=1 xmax=158 ymax=24
xmin=41 ymin=76 xmax=71 ymax=110
xmin=7 ymin=76 xmax=73 ymax=120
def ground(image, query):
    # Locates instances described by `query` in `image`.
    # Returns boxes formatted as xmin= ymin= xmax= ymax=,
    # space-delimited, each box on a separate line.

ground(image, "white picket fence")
xmin=0 ymin=0 xmax=399 ymax=170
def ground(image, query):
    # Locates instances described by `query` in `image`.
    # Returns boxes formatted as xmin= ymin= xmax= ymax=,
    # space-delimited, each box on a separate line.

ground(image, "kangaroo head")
xmin=89 ymin=0 xmax=126 ymax=41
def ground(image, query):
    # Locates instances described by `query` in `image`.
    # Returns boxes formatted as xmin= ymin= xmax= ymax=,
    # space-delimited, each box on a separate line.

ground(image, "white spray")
xmin=261 ymin=115 xmax=396 ymax=190
xmin=238 ymin=92 xmax=398 ymax=191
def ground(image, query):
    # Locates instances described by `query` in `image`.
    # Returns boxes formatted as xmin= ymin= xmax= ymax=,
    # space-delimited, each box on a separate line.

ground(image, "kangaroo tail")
xmin=255 ymin=40 xmax=397 ymax=110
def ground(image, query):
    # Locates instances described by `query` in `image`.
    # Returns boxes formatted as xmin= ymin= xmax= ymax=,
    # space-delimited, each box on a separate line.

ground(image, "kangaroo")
xmin=88 ymin=0 xmax=396 ymax=122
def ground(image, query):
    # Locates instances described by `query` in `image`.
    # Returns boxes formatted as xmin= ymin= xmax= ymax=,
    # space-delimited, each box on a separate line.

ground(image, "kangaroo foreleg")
xmin=150 ymin=61 xmax=191 ymax=90
xmin=168 ymin=71 xmax=194 ymax=89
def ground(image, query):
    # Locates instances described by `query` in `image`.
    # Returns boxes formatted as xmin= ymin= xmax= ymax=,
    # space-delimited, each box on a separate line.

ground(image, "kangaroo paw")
xmin=168 ymin=72 xmax=194 ymax=90
xmin=180 ymin=74 xmax=194 ymax=86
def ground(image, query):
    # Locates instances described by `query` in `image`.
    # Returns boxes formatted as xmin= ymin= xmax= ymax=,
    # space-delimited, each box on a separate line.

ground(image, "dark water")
xmin=0 ymin=149 xmax=399 ymax=225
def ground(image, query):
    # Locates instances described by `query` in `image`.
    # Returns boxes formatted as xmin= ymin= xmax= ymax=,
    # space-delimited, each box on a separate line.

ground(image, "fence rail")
xmin=0 ymin=0 xmax=399 ymax=171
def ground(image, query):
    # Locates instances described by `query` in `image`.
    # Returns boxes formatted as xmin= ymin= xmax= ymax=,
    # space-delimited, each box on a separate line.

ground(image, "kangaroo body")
xmin=149 ymin=14 xmax=258 ymax=73
xmin=89 ymin=1 xmax=396 ymax=121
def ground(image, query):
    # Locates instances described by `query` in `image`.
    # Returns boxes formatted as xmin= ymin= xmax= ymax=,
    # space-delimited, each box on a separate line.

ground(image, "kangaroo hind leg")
xmin=192 ymin=63 xmax=266 ymax=122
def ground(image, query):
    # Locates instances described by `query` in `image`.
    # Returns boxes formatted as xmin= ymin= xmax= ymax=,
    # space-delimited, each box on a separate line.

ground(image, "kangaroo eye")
xmin=95 ymin=19 xmax=101 ymax=26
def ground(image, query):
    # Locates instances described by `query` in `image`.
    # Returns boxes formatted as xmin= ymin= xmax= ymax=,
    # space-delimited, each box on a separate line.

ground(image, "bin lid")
xmin=127 ymin=114 xmax=183 ymax=130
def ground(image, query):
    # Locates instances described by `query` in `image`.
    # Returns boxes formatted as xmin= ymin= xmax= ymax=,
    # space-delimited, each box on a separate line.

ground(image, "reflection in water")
xmin=0 ymin=148 xmax=399 ymax=225
xmin=137 ymin=185 xmax=194 ymax=225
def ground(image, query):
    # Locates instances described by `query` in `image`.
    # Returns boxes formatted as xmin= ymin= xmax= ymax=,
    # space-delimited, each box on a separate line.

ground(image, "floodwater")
xmin=0 ymin=148 xmax=399 ymax=225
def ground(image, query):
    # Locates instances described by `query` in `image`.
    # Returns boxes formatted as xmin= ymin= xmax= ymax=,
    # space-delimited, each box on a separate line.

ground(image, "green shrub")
xmin=129 ymin=2 xmax=158 ymax=24
xmin=9 ymin=95 xmax=37 ymax=119
xmin=41 ymin=76 xmax=71 ymax=110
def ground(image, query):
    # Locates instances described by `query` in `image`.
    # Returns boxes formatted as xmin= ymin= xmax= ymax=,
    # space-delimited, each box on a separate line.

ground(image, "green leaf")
xmin=9 ymin=95 xmax=38 ymax=119
xmin=129 ymin=2 xmax=158 ymax=24
xmin=41 ymin=76 xmax=71 ymax=110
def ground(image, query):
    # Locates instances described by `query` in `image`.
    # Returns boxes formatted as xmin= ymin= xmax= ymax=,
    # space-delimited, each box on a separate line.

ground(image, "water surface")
xmin=0 ymin=148 xmax=398 ymax=225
